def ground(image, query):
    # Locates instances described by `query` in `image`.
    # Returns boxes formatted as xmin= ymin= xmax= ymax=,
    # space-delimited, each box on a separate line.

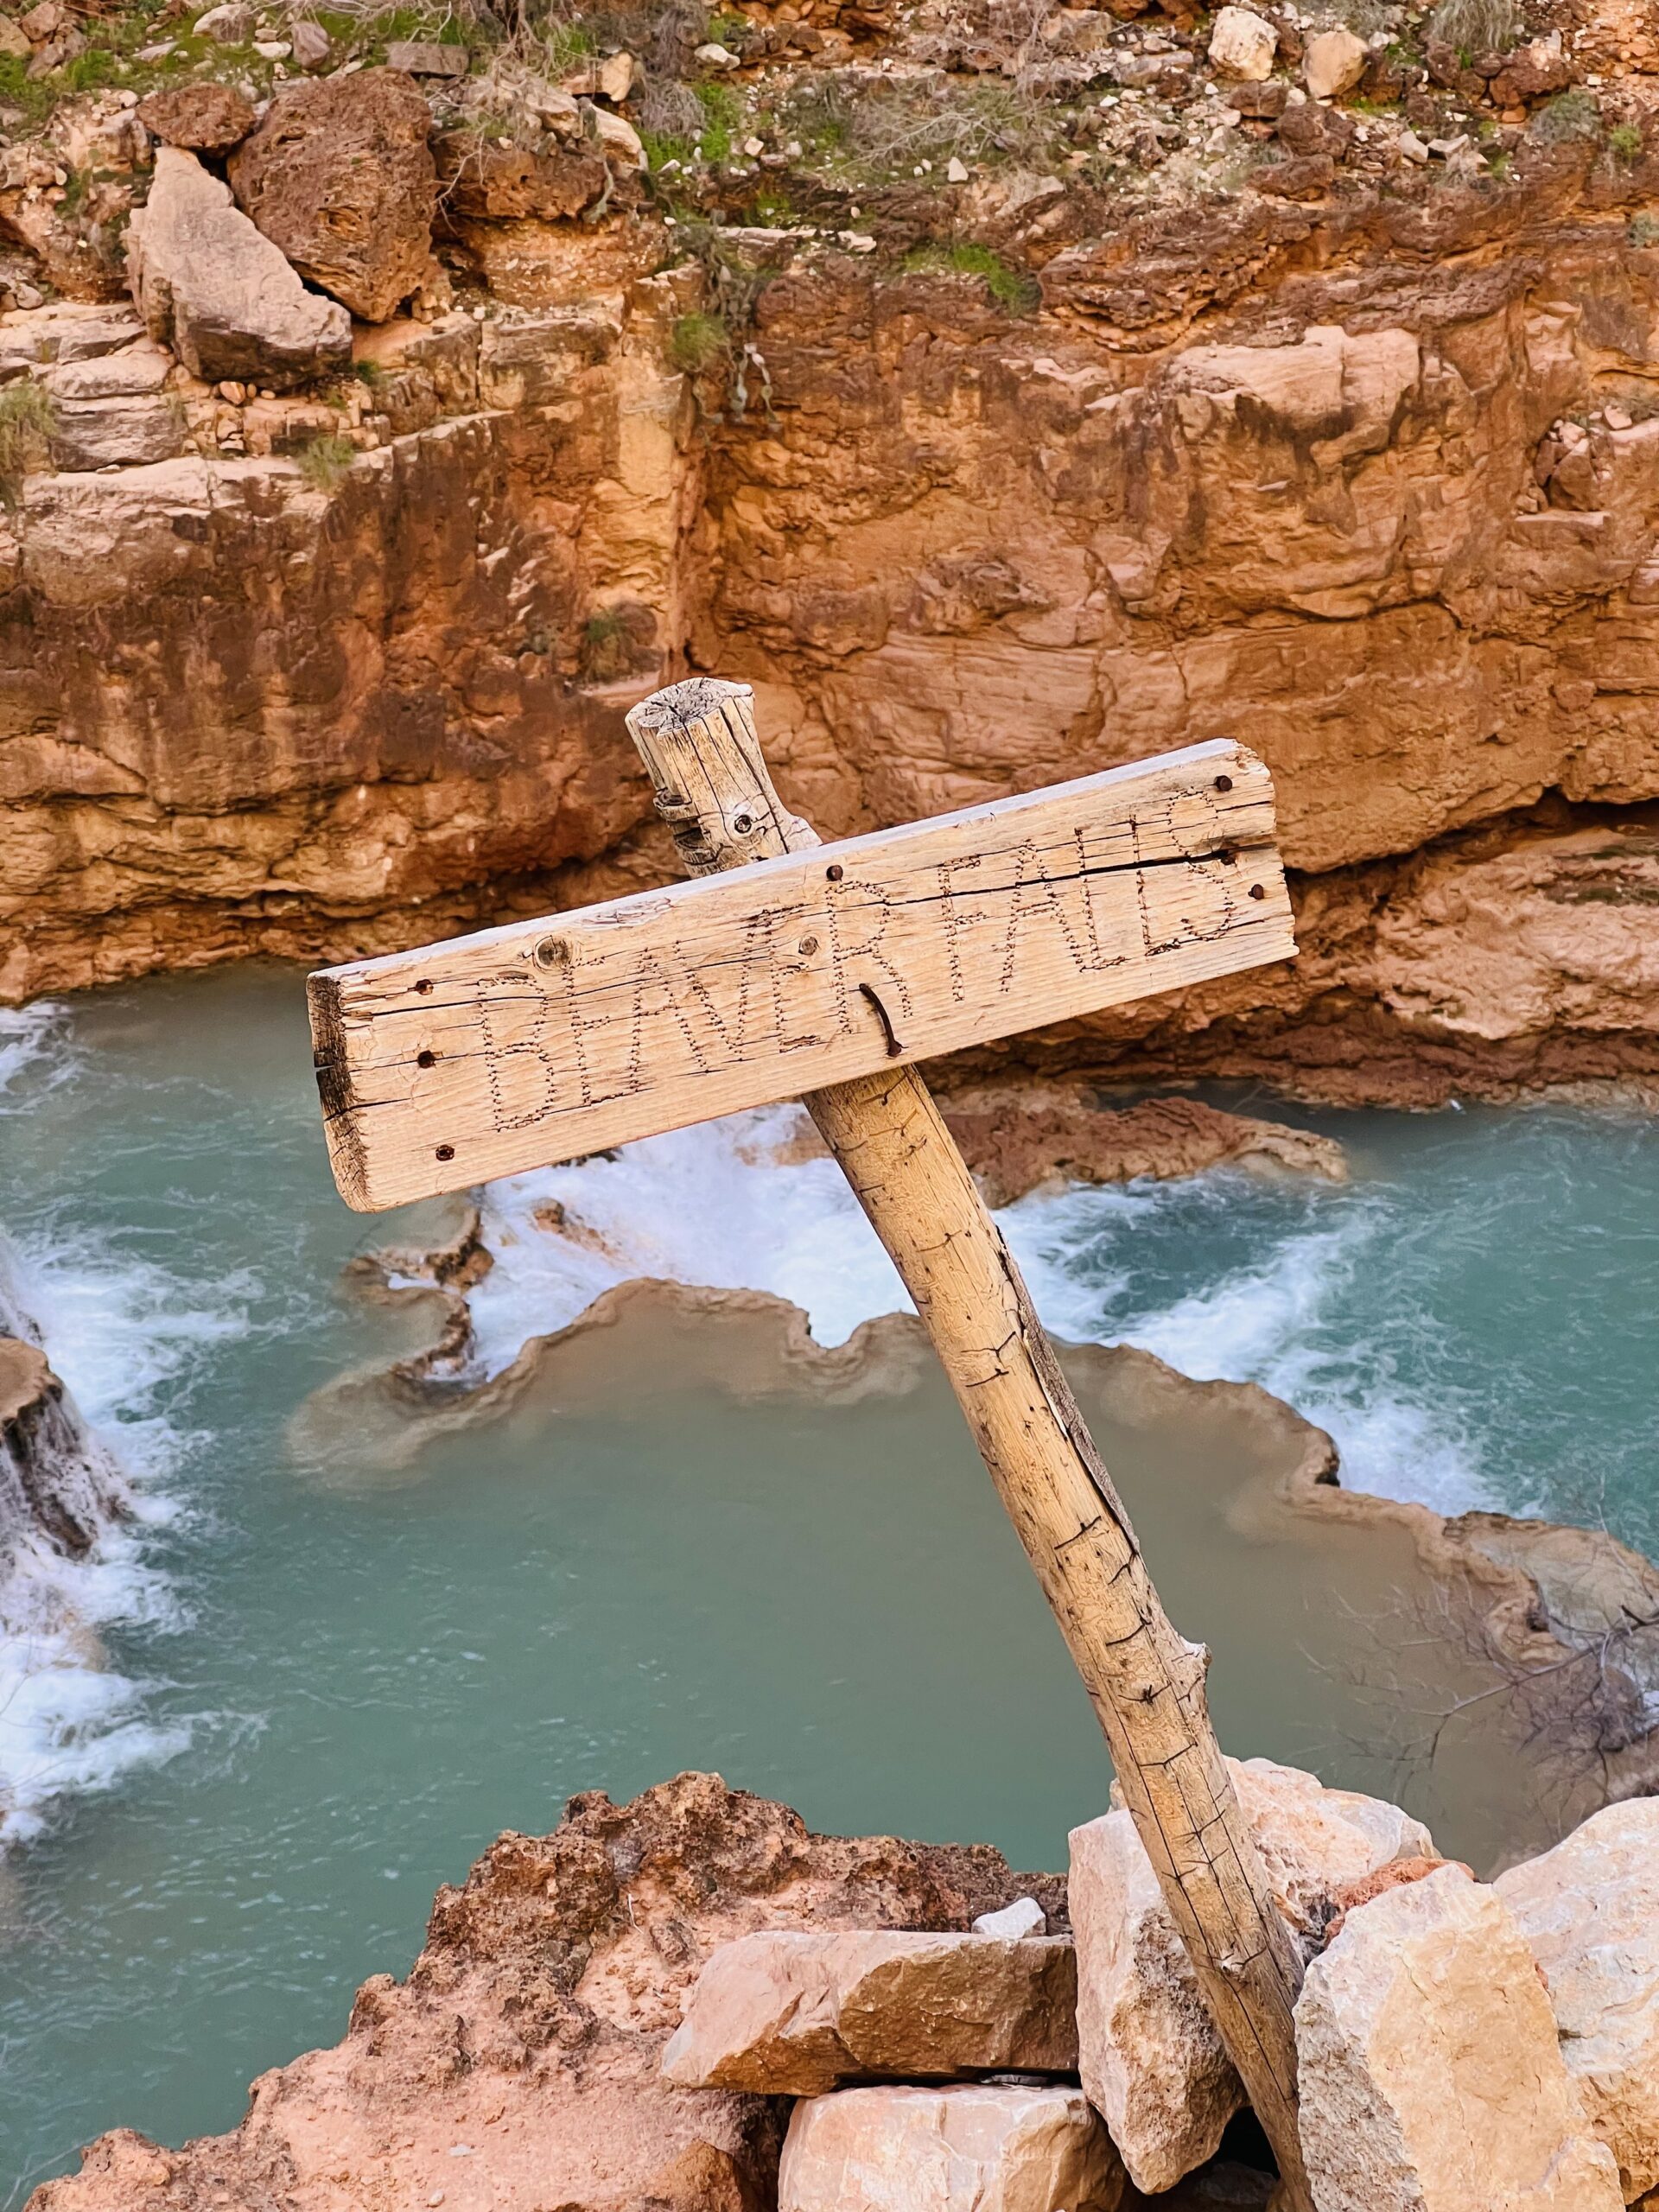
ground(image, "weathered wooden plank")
xmin=308 ymin=738 xmax=1294 ymax=1211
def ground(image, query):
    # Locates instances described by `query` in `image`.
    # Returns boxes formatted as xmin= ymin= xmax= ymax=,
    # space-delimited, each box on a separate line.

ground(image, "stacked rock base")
xmin=664 ymin=1763 xmax=1659 ymax=2212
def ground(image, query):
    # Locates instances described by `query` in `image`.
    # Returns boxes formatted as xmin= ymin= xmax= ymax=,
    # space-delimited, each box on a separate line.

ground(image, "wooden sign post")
xmin=308 ymin=677 xmax=1312 ymax=2206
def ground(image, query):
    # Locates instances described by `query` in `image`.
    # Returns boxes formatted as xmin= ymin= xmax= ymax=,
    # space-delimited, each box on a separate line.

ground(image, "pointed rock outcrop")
xmin=126 ymin=147 xmax=350 ymax=389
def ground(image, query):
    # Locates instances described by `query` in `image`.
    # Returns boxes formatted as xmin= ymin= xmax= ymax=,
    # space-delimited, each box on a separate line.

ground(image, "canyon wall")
xmin=3 ymin=129 xmax=1659 ymax=1100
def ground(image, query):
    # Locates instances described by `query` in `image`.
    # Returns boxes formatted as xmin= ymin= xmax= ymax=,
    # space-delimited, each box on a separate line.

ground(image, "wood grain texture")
xmin=620 ymin=677 xmax=1314 ymax=2206
xmin=308 ymin=729 xmax=1291 ymax=1211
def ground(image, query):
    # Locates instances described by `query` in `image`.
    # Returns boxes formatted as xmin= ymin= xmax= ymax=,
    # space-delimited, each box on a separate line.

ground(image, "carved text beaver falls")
xmin=309 ymin=740 xmax=1294 ymax=1211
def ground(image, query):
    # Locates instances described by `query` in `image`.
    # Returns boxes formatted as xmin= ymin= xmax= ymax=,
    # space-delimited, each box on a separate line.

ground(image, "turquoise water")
xmin=0 ymin=965 xmax=1656 ymax=2202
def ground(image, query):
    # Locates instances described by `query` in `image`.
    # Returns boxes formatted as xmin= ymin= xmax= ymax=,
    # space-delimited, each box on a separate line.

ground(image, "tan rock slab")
xmin=126 ymin=147 xmax=351 ymax=391
xmin=1304 ymin=27 xmax=1369 ymax=99
xmin=385 ymin=39 xmax=467 ymax=76
xmin=1497 ymin=1800 xmax=1659 ymax=2202
xmin=661 ymin=1929 xmax=1078 ymax=2093
xmin=1070 ymin=1758 xmax=1433 ymax=2193
xmin=48 ymin=394 xmax=187 ymax=472
xmin=289 ymin=17 xmax=331 ymax=69
xmin=779 ymin=2085 xmax=1124 ymax=2212
xmin=1296 ymin=1865 xmax=1624 ymax=2212
xmin=1208 ymin=6 xmax=1277 ymax=79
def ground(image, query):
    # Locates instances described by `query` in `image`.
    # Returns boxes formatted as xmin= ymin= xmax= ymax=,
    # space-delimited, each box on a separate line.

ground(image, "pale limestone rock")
xmin=385 ymin=38 xmax=467 ymax=76
xmin=591 ymin=104 xmax=646 ymax=168
xmin=41 ymin=341 xmax=171 ymax=399
xmin=48 ymin=394 xmax=187 ymax=471
xmin=289 ymin=17 xmax=331 ymax=69
xmin=192 ymin=2 xmax=254 ymax=39
xmin=1071 ymin=1758 xmax=1433 ymax=2194
xmin=974 ymin=1896 xmax=1046 ymax=1939
xmin=661 ymin=1929 xmax=1077 ymax=2094
xmin=597 ymin=48 xmax=634 ymax=100
xmin=778 ymin=2085 xmax=1124 ymax=2212
xmin=1297 ymin=1866 xmax=1624 ymax=2212
xmin=1497 ymin=1800 xmax=1659 ymax=2202
xmin=126 ymin=147 xmax=351 ymax=391
xmin=1207 ymin=6 xmax=1277 ymax=79
xmin=1304 ymin=27 xmax=1369 ymax=99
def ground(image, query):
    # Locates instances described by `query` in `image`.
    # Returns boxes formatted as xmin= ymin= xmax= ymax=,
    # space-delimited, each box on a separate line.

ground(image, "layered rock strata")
xmin=0 ymin=119 xmax=1657 ymax=1112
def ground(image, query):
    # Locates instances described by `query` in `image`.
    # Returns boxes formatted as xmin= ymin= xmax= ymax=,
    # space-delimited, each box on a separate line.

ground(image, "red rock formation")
xmin=3 ymin=105 xmax=1659 ymax=1108
xmin=26 ymin=1772 xmax=1064 ymax=2212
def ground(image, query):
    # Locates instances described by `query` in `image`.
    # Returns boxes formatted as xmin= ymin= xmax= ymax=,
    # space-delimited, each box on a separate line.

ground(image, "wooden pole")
xmin=627 ymin=676 xmax=1313 ymax=2206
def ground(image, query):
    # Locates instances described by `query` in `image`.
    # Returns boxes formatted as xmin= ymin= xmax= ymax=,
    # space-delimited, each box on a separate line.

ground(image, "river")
xmin=2 ymin=964 xmax=1656 ymax=2202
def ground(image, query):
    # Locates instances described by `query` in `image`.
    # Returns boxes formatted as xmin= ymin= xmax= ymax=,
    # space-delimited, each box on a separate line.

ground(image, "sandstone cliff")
xmin=0 ymin=1 xmax=1655 ymax=1104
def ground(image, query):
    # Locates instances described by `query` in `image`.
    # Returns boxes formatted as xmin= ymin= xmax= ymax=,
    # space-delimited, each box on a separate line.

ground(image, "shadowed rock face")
xmin=4 ymin=141 xmax=1659 ymax=1109
xmin=24 ymin=1772 xmax=1066 ymax=2212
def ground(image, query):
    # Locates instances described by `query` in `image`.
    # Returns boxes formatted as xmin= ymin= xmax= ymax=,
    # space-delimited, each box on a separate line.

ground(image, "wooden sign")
xmin=309 ymin=738 xmax=1294 ymax=1211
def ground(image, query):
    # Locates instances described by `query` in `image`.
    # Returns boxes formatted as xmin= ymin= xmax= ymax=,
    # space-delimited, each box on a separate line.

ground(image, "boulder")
xmin=778 ymin=2085 xmax=1124 ymax=2212
xmin=17 ymin=0 xmax=63 ymax=39
xmin=1491 ymin=34 xmax=1573 ymax=105
xmin=137 ymin=83 xmax=257 ymax=154
xmin=661 ymin=1929 xmax=1077 ymax=2093
xmin=0 ymin=15 xmax=30 ymax=57
xmin=1296 ymin=1866 xmax=1624 ymax=2212
xmin=1070 ymin=1758 xmax=1433 ymax=2194
xmin=385 ymin=38 xmax=467 ymax=77
xmin=289 ymin=17 xmax=331 ymax=70
xmin=1497 ymin=1800 xmax=1659 ymax=2202
xmin=1207 ymin=6 xmax=1276 ymax=79
xmin=228 ymin=68 xmax=436 ymax=323
xmin=48 ymin=395 xmax=186 ymax=471
xmin=126 ymin=146 xmax=351 ymax=390
xmin=591 ymin=104 xmax=646 ymax=168
xmin=430 ymin=128 xmax=607 ymax=221
xmin=192 ymin=2 xmax=254 ymax=39
xmin=974 ymin=1896 xmax=1046 ymax=1939
xmin=1303 ymin=26 xmax=1369 ymax=99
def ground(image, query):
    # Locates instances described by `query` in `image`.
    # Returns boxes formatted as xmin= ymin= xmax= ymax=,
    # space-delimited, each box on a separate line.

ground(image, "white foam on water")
xmin=0 ymin=1009 xmax=243 ymax=1847
xmin=466 ymin=1110 xmax=1489 ymax=1519
xmin=1005 ymin=1178 xmax=1491 ymax=1518
xmin=467 ymin=1103 xmax=910 ymax=1366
